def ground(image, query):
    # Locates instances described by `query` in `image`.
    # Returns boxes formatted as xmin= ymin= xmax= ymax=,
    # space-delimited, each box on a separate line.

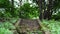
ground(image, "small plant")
xmin=0 ymin=22 xmax=16 ymax=30
xmin=0 ymin=18 xmax=18 ymax=34
xmin=42 ymin=20 xmax=60 ymax=34
xmin=0 ymin=28 xmax=13 ymax=34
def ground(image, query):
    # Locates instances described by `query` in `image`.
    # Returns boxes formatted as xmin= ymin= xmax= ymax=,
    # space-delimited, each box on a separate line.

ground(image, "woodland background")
xmin=0 ymin=0 xmax=60 ymax=34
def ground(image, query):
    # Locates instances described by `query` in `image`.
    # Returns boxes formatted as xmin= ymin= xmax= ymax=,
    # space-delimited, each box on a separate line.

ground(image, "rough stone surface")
xmin=15 ymin=18 xmax=41 ymax=33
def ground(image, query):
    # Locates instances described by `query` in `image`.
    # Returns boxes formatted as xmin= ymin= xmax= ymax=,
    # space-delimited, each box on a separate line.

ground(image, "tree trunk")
xmin=11 ymin=0 xmax=14 ymax=17
xmin=38 ymin=0 xmax=43 ymax=20
xmin=47 ymin=0 xmax=54 ymax=20
xmin=35 ymin=0 xmax=54 ymax=20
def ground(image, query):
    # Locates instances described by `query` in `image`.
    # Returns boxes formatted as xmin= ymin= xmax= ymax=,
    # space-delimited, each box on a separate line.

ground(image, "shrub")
xmin=0 ymin=22 xmax=16 ymax=30
xmin=0 ymin=28 xmax=13 ymax=34
xmin=19 ymin=3 xmax=39 ymax=19
xmin=42 ymin=20 xmax=60 ymax=34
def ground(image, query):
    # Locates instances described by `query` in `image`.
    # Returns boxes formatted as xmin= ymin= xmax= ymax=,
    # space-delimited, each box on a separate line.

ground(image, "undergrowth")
xmin=42 ymin=20 xmax=60 ymax=34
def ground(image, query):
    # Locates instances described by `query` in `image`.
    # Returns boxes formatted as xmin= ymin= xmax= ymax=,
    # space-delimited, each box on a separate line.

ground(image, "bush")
xmin=0 ymin=18 xmax=18 ymax=34
xmin=19 ymin=3 xmax=39 ymax=19
xmin=0 ymin=22 xmax=16 ymax=30
xmin=0 ymin=28 xmax=13 ymax=34
xmin=42 ymin=20 xmax=60 ymax=34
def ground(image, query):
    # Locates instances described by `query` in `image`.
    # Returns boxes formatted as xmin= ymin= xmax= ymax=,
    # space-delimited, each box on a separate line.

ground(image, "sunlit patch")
xmin=29 ymin=0 xmax=32 ymax=3
xmin=30 ymin=5 xmax=33 ymax=7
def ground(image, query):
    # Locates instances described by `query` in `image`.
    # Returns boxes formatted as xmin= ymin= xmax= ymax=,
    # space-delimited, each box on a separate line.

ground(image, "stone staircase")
xmin=14 ymin=18 xmax=43 ymax=34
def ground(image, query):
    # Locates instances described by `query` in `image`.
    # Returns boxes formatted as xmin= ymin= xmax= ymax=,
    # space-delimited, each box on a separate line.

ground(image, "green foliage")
xmin=51 ymin=0 xmax=60 ymax=20
xmin=9 ymin=18 xmax=18 ymax=23
xmin=53 ymin=0 xmax=60 ymax=10
xmin=52 ymin=10 xmax=60 ymax=20
xmin=0 ymin=0 xmax=11 ymax=8
xmin=27 ymin=31 xmax=42 ymax=34
xmin=0 ymin=0 xmax=12 ymax=18
xmin=20 ymin=3 xmax=39 ymax=19
xmin=0 ymin=28 xmax=13 ymax=34
xmin=0 ymin=18 xmax=18 ymax=34
xmin=42 ymin=20 xmax=60 ymax=34
xmin=0 ymin=22 xmax=15 ymax=30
